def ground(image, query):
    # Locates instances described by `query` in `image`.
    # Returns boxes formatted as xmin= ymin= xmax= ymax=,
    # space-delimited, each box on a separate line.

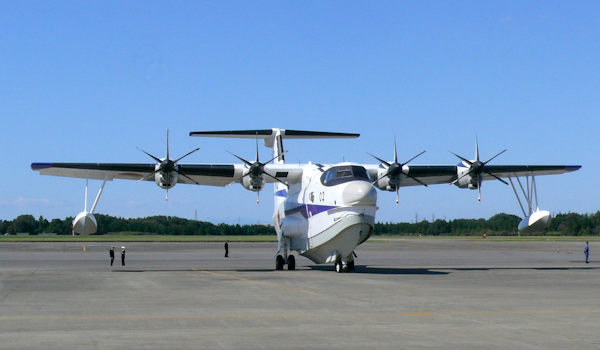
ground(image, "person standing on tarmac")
xmin=584 ymin=241 xmax=589 ymax=264
xmin=121 ymin=246 xmax=126 ymax=266
xmin=224 ymin=240 xmax=229 ymax=258
xmin=109 ymin=246 xmax=115 ymax=266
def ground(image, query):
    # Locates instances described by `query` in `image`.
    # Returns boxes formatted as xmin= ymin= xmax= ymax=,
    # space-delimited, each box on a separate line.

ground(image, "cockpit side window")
xmin=320 ymin=165 xmax=371 ymax=186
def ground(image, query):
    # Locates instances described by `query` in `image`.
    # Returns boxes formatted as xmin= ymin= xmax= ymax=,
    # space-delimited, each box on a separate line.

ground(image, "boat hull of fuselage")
xmin=299 ymin=208 xmax=376 ymax=264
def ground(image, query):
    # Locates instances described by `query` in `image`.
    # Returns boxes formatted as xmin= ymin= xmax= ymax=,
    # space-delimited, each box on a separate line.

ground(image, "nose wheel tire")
xmin=335 ymin=261 xmax=348 ymax=273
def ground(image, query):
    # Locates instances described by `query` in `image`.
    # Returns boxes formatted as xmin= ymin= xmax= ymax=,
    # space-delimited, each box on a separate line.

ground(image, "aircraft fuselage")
xmin=274 ymin=163 xmax=378 ymax=264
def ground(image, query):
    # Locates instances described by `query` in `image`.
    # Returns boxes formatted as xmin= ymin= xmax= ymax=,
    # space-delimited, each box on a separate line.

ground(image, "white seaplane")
xmin=31 ymin=129 xmax=580 ymax=272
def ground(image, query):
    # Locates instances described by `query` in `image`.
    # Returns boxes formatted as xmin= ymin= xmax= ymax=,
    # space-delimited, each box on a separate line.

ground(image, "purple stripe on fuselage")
xmin=285 ymin=204 xmax=338 ymax=219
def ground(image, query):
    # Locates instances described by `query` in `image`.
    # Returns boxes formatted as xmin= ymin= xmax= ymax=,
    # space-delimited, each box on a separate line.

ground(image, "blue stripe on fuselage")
xmin=275 ymin=189 xmax=288 ymax=197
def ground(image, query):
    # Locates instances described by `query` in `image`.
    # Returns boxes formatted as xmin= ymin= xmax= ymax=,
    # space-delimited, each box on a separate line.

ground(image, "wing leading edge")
xmin=382 ymin=164 xmax=581 ymax=187
xmin=30 ymin=162 xmax=306 ymax=187
xmin=31 ymin=162 xmax=237 ymax=186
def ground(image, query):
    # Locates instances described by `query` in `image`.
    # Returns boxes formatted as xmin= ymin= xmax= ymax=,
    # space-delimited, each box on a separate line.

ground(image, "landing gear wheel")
xmin=335 ymin=261 xmax=347 ymax=273
xmin=287 ymin=255 xmax=295 ymax=270
xmin=276 ymin=255 xmax=284 ymax=270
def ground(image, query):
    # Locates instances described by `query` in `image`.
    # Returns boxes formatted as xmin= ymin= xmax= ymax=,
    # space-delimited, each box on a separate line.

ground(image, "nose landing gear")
xmin=334 ymin=255 xmax=355 ymax=273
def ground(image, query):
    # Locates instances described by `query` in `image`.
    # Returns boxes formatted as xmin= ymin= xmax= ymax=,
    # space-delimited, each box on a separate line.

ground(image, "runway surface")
xmin=0 ymin=239 xmax=598 ymax=349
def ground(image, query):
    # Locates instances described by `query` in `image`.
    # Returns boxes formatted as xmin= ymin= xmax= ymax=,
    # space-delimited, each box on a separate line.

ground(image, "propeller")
xmin=227 ymin=136 xmax=288 ymax=204
xmin=368 ymin=138 xmax=427 ymax=205
xmin=450 ymin=136 xmax=508 ymax=202
xmin=136 ymin=129 xmax=200 ymax=202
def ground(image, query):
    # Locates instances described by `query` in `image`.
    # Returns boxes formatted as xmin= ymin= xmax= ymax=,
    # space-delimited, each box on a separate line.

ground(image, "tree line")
xmin=1 ymin=212 xmax=599 ymax=236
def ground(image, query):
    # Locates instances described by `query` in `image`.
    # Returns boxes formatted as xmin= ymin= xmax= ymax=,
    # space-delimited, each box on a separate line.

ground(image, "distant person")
xmin=109 ymin=246 xmax=115 ymax=266
xmin=121 ymin=246 xmax=126 ymax=266
xmin=584 ymin=241 xmax=589 ymax=264
xmin=224 ymin=240 xmax=229 ymax=258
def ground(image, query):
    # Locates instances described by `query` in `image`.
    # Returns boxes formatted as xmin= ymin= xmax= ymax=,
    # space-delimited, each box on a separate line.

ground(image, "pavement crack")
xmin=0 ymin=269 xmax=37 ymax=305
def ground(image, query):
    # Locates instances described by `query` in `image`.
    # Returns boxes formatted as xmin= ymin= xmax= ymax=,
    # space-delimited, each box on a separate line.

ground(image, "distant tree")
xmin=47 ymin=218 xmax=67 ymax=234
xmin=37 ymin=215 xmax=49 ymax=234
xmin=1 ymin=211 xmax=598 ymax=237
xmin=13 ymin=215 xmax=37 ymax=234
xmin=0 ymin=220 xmax=8 ymax=235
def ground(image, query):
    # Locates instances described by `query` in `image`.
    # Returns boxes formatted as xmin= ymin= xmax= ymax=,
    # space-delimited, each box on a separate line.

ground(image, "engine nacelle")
xmin=454 ymin=165 xmax=481 ymax=189
xmin=373 ymin=169 xmax=400 ymax=191
xmin=241 ymin=174 xmax=265 ymax=192
xmin=72 ymin=211 xmax=97 ymax=235
xmin=518 ymin=210 xmax=551 ymax=234
xmin=155 ymin=171 xmax=178 ymax=190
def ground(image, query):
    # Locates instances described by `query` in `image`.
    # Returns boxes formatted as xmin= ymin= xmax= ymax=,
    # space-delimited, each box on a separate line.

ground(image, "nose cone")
xmin=342 ymin=181 xmax=377 ymax=206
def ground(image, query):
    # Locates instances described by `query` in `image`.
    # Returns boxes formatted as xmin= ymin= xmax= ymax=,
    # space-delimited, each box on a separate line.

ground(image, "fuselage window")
xmin=321 ymin=166 xmax=371 ymax=186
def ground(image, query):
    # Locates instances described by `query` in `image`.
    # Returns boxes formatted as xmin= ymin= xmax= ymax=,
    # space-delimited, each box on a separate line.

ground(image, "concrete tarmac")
xmin=0 ymin=239 xmax=598 ymax=349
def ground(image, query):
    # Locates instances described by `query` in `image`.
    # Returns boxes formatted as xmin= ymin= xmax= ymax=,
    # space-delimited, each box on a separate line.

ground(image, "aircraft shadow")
xmin=111 ymin=266 xmax=599 ymax=274
xmin=451 ymin=266 xmax=600 ymax=271
xmin=309 ymin=265 xmax=450 ymax=275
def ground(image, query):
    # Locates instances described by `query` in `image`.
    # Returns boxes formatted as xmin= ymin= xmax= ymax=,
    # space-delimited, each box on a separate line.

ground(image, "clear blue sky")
xmin=1 ymin=1 xmax=597 ymax=224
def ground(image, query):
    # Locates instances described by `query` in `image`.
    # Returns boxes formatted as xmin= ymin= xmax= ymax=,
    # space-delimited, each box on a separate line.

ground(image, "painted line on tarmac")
xmin=1 ymin=310 xmax=599 ymax=322
xmin=200 ymin=270 xmax=320 ymax=296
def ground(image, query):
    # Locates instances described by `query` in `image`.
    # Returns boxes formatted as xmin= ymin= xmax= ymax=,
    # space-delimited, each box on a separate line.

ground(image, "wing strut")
xmin=509 ymin=174 xmax=539 ymax=217
xmin=90 ymin=172 xmax=110 ymax=214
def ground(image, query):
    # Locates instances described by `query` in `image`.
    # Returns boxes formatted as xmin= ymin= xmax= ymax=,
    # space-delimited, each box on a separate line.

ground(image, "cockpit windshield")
xmin=320 ymin=165 xmax=371 ymax=186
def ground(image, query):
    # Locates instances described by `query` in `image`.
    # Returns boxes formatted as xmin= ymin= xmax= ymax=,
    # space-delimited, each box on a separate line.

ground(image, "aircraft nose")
xmin=342 ymin=181 xmax=377 ymax=206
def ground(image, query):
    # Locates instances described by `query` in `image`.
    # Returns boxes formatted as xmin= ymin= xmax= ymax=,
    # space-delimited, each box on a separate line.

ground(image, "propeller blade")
xmin=264 ymin=172 xmax=289 ymax=187
xmin=137 ymin=168 xmax=161 ymax=183
xmin=450 ymin=168 xmax=475 ymax=185
xmin=262 ymin=150 xmax=289 ymax=166
xmin=396 ymin=187 xmax=399 ymax=205
xmin=483 ymin=149 xmax=507 ymax=165
xmin=368 ymin=153 xmax=391 ymax=167
xmin=372 ymin=169 xmax=392 ymax=184
xmin=450 ymin=151 xmax=473 ymax=165
xmin=227 ymin=151 xmax=253 ymax=166
xmin=173 ymin=148 xmax=200 ymax=164
xmin=256 ymin=136 xmax=260 ymax=162
xmin=403 ymin=172 xmax=428 ymax=187
xmin=402 ymin=150 xmax=426 ymax=165
xmin=393 ymin=137 xmax=398 ymax=163
xmin=166 ymin=129 xmax=170 ymax=160
xmin=484 ymin=171 xmax=509 ymax=185
xmin=137 ymin=147 xmax=162 ymax=163
xmin=178 ymin=172 xmax=200 ymax=185
xmin=475 ymin=135 xmax=480 ymax=162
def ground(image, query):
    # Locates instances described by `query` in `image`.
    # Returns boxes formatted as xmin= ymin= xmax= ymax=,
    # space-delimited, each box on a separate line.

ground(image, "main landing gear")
xmin=274 ymin=237 xmax=296 ymax=271
xmin=275 ymin=254 xmax=295 ymax=270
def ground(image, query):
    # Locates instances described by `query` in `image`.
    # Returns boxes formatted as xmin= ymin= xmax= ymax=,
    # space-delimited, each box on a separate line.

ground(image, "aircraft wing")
xmin=365 ymin=164 xmax=581 ymax=188
xmin=478 ymin=165 xmax=581 ymax=179
xmin=31 ymin=162 xmax=304 ymax=187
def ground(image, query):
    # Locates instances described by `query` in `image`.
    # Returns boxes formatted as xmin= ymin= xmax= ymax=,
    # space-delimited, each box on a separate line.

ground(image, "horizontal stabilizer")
xmin=189 ymin=129 xmax=359 ymax=139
